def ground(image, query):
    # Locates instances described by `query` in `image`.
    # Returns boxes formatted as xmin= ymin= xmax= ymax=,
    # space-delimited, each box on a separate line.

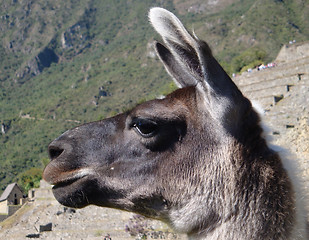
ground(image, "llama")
xmin=43 ymin=7 xmax=308 ymax=240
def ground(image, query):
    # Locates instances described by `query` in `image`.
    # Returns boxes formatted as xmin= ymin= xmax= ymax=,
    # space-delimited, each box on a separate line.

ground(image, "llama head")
xmin=43 ymin=8 xmax=298 ymax=238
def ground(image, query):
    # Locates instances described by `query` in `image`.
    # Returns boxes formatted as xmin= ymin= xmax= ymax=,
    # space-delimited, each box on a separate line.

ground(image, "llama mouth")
xmin=51 ymin=168 xmax=95 ymax=189
xmin=52 ymin=176 xmax=85 ymax=189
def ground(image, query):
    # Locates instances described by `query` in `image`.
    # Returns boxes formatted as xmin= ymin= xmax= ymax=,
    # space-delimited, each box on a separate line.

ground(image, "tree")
xmin=17 ymin=168 xmax=42 ymax=193
xmin=231 ymin=47 xmax=267 ymax=73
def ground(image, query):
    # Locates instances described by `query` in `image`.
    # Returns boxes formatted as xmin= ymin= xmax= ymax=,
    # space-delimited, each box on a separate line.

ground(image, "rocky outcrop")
xmin=15 ymin=48 xmax=58 ymax=83
xmin=4 ymin=2 xmax=96 ymax=84
xmin=14 ymin=7 xmax=95 ymax=82
xmin=36 ymin=48 xmax=59 ymax=69
xmin=0 ymin=121 xmax=10 ymax=135
xmin=60 ymin=8 xmax=96 ymax=59
xmin=61 ymin=22 xmax=91 ymax=51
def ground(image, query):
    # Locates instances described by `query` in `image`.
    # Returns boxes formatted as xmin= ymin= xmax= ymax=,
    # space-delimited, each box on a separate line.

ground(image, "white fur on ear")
xmin=148 ymin=7 xmax=196 ymax=49
xmin=149 ymin=8 xmax=201 ymax=88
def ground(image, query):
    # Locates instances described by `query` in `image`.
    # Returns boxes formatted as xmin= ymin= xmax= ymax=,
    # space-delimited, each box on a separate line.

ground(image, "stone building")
xmin=0 ymin=183 xmax=26 ymax=221
xmin=0 ymin=183 xmax=23 ymax=205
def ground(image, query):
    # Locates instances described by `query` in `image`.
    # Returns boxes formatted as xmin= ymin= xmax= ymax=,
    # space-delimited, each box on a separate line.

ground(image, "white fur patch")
xmin=74 ymin=168 xmax=95 ymax=179
xmin=149 ymin=8 xmax=196 ymax=49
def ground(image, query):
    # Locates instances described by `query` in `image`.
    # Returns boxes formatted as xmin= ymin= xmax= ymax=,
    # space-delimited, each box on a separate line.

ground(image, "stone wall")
xmin=0 ymin=200 xmax=8 ymax=214
xmin=0 ymin=200 xmax=23 ymax=222
xmin=0 ymin=215 xmax=8 ymax=222
xmin=8 ymin=205 xmax=21 ymax=216
xmin=6 ymin=185 xmax=23 ymax=205
xmin=276 ymin=42 xmax=309 ymax=63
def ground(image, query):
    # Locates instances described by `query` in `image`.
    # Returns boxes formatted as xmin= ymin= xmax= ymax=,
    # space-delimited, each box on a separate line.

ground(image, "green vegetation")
xmin=0 ymin=0 xmax=308 ymax=194
xmin=231 ymin=47 xmax=266 ymax=73
xmin=17 ymin=168 xmax=42 ymax=193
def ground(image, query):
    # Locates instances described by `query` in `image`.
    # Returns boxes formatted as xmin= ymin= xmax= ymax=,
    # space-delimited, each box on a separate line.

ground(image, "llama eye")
xmin=133 ymin=119 xmax=158 ymax=138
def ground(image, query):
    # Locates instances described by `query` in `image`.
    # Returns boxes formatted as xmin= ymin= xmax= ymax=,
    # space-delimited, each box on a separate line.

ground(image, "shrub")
xmin=231 ymin=47 xmax=267 ymax=73
xmin=17 ymin=168 xmax=42 ymax=193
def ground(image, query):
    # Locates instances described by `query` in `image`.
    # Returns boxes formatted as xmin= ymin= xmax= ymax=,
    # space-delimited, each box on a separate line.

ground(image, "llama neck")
xmin=167 ymin=154 xmax=308 ymax=240
xmin=169 ymin=182 xmax=308 ymax=240
xmin=171 ymin=203 xmax=275 ymax=240
xmin=187 ymin=220 xmax=259 ymax=240
xmin=186 ymin=211 xmax=308 ymax=240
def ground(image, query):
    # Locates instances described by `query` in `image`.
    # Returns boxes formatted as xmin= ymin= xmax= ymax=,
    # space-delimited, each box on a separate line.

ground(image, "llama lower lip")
xmin=51 ymin=175 xmax=100 ymax=209
xmin=52 ymin=176 xmax=85 ymax=189
xmin=50 ymin=168 xmax=94 ymax=188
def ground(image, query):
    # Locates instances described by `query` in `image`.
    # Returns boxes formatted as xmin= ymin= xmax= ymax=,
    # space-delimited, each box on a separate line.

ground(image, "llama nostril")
xmin=49 ymin=146 xmax=64 ymax=160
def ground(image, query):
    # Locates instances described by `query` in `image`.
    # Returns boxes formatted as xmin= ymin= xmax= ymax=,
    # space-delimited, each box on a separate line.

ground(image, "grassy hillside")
xmin=0 ymin=0 xmax=309 ymax=193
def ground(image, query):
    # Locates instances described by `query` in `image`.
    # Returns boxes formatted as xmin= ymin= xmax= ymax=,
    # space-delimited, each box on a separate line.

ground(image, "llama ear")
xmin=154 ymin=41 xmax=198 ymax=88
xmin=149 ymin=8 xmax=245 ymax=128
xmin=150 ymin=7 xmax=203 ymax=88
